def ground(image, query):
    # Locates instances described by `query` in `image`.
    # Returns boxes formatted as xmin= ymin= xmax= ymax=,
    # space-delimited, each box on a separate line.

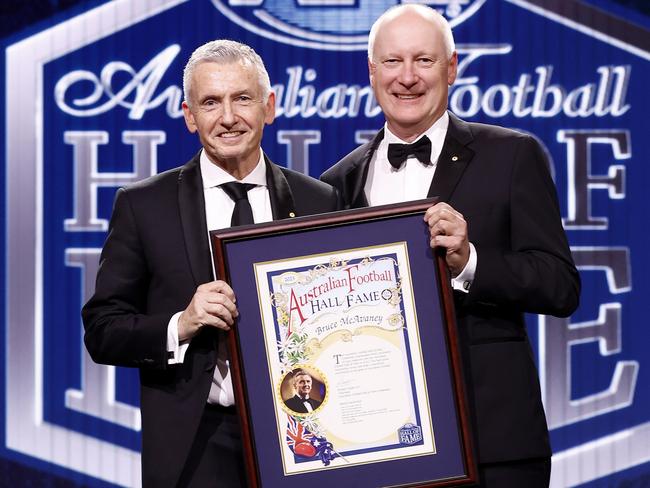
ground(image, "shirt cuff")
xmin=451 ymin=242 xmax=477 ymax=293
xmin=167 ymin=311 xmax=190 ymax=364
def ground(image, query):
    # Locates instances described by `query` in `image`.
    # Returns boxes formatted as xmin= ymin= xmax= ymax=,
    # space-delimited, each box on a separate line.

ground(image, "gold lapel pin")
xmin=451 ymin=155 xmax=459 ymax=162
xmin=289 ymin=212 xmax=296 ymax=218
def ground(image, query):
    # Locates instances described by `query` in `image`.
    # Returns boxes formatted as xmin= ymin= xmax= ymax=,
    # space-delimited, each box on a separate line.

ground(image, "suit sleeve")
xmin=465 ymin=135 xmax=580 ymax=317
xmin=82 ymin=188 xmax=171 ymax=369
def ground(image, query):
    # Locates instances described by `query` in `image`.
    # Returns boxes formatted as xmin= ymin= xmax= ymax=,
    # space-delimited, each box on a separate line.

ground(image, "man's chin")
xmin=208 ymin=147 xmax=249 ymax=165
xmin=386 ymin=118 xmax=430 ymax=138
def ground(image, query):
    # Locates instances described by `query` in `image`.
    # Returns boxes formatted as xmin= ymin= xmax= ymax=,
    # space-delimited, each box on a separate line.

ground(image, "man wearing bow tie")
xmin=284 ymin=370 xmax=323 ymax=414
xmin=83 ymin=40 xmax=339 ymax=488
xmin=321 ymin=5 xmax=580 ymax=487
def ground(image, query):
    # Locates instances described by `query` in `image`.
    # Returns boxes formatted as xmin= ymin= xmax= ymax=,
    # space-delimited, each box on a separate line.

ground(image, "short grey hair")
xmin=367 ymin=4 xmax=455 ymax=63
xmin=292 ymin=369 xmax=311 ymax=386
xmin=183 ymin=39 xmax=271 ymax=106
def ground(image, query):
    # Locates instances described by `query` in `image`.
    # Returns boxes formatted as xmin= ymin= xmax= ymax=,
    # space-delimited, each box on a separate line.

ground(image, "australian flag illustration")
xmin=286 ymin=415 xmax=338 ymax=465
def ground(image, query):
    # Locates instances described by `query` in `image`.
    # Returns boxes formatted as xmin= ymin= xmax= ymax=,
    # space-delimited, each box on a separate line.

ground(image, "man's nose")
xmin=220 ymin=100 xmax=237 ymax=125
xmin=398 ymin=61 xmax=417 ymax=86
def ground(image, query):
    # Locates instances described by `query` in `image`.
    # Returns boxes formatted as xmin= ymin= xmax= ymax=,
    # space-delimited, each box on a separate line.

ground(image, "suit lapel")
xmin=178 ymin=152 xmax=213 ymax=284
xmin=178 ymin=153 xmax=297 ymax=286
xmin=347 ymin=129 xmax=384 ymax=208
xmin=428 ymin=113 xmax=475 ymax=202
xmin=265 ymin=154 xmax=298 ymax=219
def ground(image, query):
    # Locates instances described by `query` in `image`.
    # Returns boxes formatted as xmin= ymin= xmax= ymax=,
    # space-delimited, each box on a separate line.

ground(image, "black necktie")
xmin=220 ymin=182 xmax=256 ymax=226
xmin=387 ymin=135 xmax=432 ymax=169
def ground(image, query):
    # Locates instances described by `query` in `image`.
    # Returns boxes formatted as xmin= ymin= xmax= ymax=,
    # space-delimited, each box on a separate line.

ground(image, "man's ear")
xmin=182 ymin=101 xmax=197 ymax=133
xmin=447 ymin=51 xmax=458 ymax=86
xmin=368 ymin=58 xmax=376 ymax=88
xmin=264 ymin=91 xmax=276 ymax=125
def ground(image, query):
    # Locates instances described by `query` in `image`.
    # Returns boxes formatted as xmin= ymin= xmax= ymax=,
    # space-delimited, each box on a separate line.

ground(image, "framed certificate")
xmin=211 ymin=199 xmax=477 ymax=487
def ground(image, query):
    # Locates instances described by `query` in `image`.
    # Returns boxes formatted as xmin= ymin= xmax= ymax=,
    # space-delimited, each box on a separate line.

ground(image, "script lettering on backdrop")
xmin=53 ymin=45 xmax=630 ymax=121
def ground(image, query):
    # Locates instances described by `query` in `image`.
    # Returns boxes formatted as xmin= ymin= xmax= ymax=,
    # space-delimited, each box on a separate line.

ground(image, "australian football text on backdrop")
xmin=54 ymin=45 xmax=630 ymax=120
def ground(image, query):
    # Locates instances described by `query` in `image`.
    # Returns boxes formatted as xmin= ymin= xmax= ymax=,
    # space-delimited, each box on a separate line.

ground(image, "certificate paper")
xmin=254 ymin=242 xmax=435 ymax=475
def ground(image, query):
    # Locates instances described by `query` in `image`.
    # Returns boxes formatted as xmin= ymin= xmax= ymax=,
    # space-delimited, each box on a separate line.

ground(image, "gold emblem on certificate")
xmin=254 ymin=243 xmax=435 ymax=474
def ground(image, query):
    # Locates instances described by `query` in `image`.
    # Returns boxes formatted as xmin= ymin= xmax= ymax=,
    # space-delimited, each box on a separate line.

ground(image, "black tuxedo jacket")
xmin=82 ymin=152 xmax=339 ymax=487
xmin=284 ymin=395 xmax=322 ymax=414
xmin=321 ymin=113 xmax=580 ymax=464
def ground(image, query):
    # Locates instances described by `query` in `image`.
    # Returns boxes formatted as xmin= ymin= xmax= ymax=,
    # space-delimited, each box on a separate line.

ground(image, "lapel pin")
xmin=289 ymin=212 xmax=296 ymax=218
xmin=451 ymin=155 xmax=459 ymax=162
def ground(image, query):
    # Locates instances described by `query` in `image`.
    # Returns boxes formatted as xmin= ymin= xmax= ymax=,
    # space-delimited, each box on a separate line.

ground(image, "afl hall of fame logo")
xmin=211 ymin=0 xmax=486 ymax=51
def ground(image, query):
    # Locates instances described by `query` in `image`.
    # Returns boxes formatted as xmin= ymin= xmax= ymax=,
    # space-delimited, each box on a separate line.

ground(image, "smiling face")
xmin=182 ymin=61 xmax=275 ymax=178
xmin=369 ymin=10 xmax=457 ymax=142
xmin=294 ymin=374 xmax=312 ymax=398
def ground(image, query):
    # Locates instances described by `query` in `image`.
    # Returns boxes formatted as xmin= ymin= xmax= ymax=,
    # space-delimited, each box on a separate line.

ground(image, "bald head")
xmin=368 ymin=4 xmax=455 ymax=63
xmin=366 ymin=4 xmax=458 ymax=141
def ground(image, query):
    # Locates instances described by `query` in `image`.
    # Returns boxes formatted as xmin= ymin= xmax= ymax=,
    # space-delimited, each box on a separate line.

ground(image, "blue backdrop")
xmin=1 ymin=0 xmax=649 ymax=486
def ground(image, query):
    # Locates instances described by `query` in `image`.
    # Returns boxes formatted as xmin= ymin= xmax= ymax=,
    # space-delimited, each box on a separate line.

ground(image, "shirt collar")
xmin=199 ymin=149 xmax=267 ymax=189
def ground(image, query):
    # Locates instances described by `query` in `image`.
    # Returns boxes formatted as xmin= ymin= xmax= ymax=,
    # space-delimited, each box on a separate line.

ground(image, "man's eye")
xmin=383 ymin=59 xmax=400 ymax=65
xmin=235 ymin=95 xmax=253 ymax=103
xmin=417 ymin=58 xmax=434 ymax=66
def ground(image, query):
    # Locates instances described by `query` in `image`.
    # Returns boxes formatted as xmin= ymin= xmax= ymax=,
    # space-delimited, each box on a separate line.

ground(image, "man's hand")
xmin=424 ymin=202 xmax=470 ymax=276
xmin=178 ymin=281 xmax=238 ymax=341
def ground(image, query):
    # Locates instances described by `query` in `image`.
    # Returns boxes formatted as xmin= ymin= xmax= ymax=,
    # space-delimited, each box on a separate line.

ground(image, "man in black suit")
xmin=284 ymin=370 xmax=322 ymax=414
xmin=321 ymin=5 xmax=580 ymax=487
xmin=82 ymin=40 xmax=339 ymax=488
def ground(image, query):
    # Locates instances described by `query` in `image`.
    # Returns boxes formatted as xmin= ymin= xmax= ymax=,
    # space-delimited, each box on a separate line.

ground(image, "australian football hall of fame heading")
xmin=4 ymin=0 xmax=648 ymax=487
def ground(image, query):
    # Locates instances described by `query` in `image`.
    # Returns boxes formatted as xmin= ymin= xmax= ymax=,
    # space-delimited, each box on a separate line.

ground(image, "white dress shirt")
xmin=364 ymin=112 xmax=448 ymax=207
xmin=301 ymin=397 xmax=314 ymax=413
xmin=166 ymin=149 xmax=273 ymax=406
xmin=364 ymin=112 xmax=476 ymax=291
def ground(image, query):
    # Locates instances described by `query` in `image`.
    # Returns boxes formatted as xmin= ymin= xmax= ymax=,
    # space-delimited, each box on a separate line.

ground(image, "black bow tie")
xmin=387 ymin=135 xmax=432 ymax=169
